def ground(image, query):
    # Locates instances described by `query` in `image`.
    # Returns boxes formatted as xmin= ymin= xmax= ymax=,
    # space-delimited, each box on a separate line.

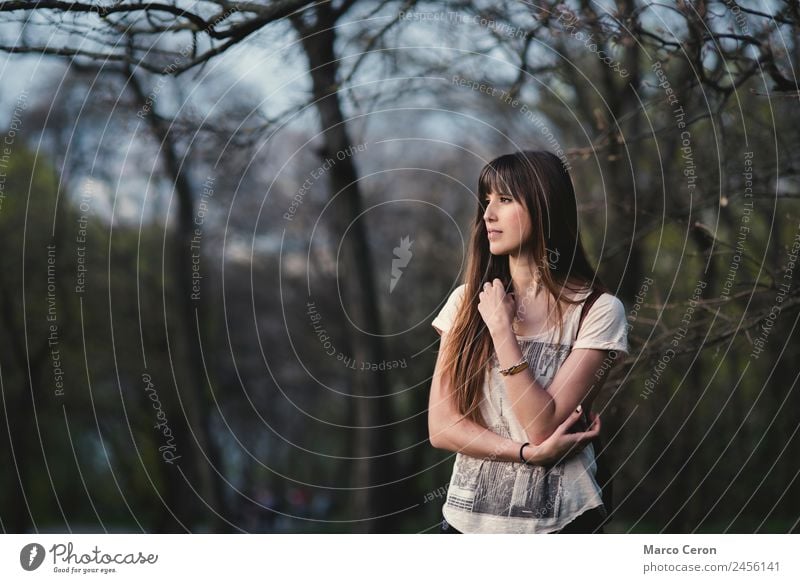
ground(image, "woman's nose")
xmin=483 ymin=200 xmax=495 ymax=221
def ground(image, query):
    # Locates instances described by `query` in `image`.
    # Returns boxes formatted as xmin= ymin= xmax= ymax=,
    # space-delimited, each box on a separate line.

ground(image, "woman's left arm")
xmin=480 ymin=279 xmax=621 ymax=445
xmin=493 ymin=329 xmax=616 ymax=444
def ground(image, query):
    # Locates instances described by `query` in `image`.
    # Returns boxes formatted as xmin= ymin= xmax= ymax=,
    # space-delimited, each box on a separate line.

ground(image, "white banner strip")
xmin=1 ymin=534 xmax=797 ymax=582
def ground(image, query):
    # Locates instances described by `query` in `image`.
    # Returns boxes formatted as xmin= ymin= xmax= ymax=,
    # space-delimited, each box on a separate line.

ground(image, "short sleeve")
xmin=431 ymin=284 xmax=467 ymax=336
xmin=572 ymin=293 xmax=630 ymax=356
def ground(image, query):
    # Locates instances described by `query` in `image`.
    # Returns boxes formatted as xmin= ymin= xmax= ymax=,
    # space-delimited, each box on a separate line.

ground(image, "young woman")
xmin=428 ymin=151 xmax=629 ymax=534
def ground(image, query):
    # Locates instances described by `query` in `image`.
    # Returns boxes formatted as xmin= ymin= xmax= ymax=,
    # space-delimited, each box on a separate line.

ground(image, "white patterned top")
xmin=431 ymin=284 xmax=629 ymax=533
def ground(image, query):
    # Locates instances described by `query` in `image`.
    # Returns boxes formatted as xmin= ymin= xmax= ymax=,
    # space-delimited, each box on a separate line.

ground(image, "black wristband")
xmin=519 ymin=442 xmax=530 ymax=464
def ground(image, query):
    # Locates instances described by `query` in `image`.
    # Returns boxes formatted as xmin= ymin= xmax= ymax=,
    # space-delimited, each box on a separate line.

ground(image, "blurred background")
xmin=0 ymin=0 xmax=798 ymax=533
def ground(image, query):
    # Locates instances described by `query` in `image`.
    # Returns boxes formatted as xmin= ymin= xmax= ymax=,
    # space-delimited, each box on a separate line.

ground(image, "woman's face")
xmin=482 ymin=190 xmax=532 ymax=256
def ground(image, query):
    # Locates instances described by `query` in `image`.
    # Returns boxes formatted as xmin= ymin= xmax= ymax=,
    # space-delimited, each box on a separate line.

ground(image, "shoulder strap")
xmin=577 ymin=288 xmax=604 ymax=334
xmin=576 ymin=287 xmax=614 ymax=521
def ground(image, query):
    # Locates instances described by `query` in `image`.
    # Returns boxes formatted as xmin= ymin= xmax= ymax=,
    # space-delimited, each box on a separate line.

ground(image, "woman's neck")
xmin=508 ymin=254 xmax=542 ymax=299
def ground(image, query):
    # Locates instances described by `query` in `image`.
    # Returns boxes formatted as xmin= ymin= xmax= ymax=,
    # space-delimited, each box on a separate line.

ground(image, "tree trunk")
xmin=126 ymin=68 xmax=229 ymax=532
xmin=292 ymin=6 xmax=396 ymax=532
xmin=605 ymin=0 xmax=645 ymax=300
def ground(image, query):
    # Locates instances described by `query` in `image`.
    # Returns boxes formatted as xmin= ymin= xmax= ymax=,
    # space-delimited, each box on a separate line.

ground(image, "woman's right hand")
xmin=522 ymin=409 xmax=601 ymax=466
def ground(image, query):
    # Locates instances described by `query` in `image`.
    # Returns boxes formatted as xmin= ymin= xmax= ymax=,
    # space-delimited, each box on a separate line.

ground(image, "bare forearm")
xmin=491 ymin=326 xmax=556 ymax=443
xmin=431 ymin=415 xmax=527 ymax=463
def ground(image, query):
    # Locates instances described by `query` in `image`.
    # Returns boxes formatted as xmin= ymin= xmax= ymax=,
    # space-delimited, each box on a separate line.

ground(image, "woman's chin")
xmin=488 ymin=242 xmax=511 ymax=255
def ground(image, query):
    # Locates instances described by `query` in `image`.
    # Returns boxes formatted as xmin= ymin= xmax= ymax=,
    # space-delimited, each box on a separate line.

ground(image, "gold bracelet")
xmin=498 ymin=358 xmax=528 ymax=376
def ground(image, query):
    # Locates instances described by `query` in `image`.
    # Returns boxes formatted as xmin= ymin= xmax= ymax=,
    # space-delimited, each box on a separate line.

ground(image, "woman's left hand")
xmin=478 ymin=279 xmax=516 ymax=336
xmin=525 ymin=410 xmax=601 ymax=466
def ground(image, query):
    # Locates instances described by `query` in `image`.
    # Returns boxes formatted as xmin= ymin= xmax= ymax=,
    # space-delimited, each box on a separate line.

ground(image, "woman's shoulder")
xmin=439 ymin=284 xmax=469 ymax=315
xmin=565 ymin=286 xmax=626 ymax=322
xmin=448 ymin=283 xmax=468 ymax=301
xmin=572 ymin=290 xmax=630 ymax=353
xmin=581 ymin=291 xmax=627 ymax=322
xmin=595 ymin=291 xmax=625 ymax=307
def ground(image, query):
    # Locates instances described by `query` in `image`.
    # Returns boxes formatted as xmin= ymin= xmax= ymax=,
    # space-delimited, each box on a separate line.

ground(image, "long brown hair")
xmin=441 ymin=150 xmax=608 ymax=428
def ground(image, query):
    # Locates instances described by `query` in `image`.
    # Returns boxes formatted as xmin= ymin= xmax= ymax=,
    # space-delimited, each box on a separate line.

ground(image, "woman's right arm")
xmin=428 ymin=333 xmax=597 ymax=465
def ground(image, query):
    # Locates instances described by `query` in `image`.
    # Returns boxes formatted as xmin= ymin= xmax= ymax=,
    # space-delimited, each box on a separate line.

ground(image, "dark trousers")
xmin=439 ymin=507 xmax=606 ymax=534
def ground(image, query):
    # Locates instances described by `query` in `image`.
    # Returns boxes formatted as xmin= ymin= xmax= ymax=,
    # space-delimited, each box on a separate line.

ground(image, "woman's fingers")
xmin=555 ymin=408 xmax=583 ymax=435
xmin=584 ymin=423 xmax=600 ymax=440
xmin=539 ymin=412 xmax=603 ymax=463
xmin=578 ymin=415 xmax=601 ymax=442
xmin=569 ymin=414 xmax=601 ymax=454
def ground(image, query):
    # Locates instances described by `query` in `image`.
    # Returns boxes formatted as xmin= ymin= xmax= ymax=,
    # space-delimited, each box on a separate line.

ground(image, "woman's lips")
xmin=488 ymin=230 xmax=502 ymax=240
